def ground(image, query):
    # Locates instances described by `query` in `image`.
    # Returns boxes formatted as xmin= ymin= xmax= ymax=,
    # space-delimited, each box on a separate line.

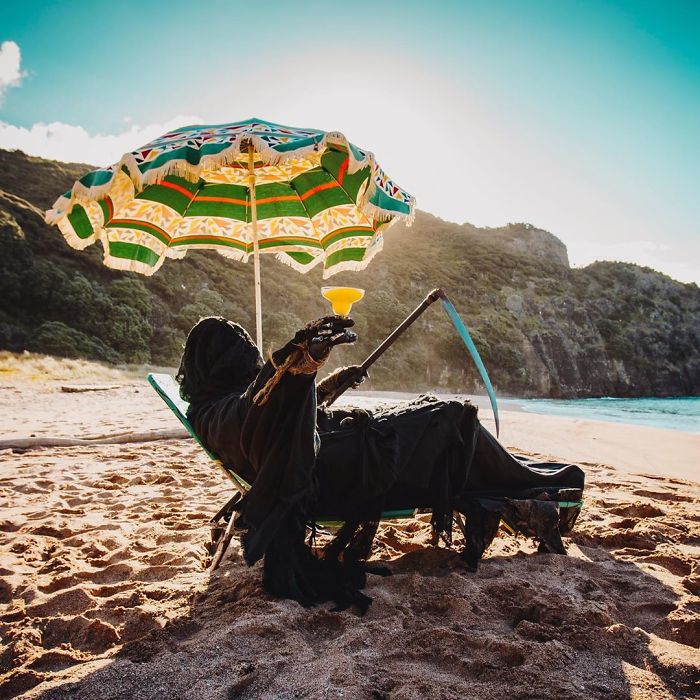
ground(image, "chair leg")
xmin=210 ymin=491 xmax=242 ymax=524
xmin=210 ymin=513 xmax=238 ymax=571
xmin=208 ymin=491 xmax=242 ymax=570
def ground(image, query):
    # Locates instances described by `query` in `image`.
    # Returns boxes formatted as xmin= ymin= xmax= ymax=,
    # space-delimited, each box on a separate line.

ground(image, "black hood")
xmin=177 ymin=317 xmax=263 ymax=405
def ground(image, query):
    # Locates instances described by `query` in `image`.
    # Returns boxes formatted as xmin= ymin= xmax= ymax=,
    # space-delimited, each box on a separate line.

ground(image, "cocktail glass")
xmin=321 ymin=286 xmax=365 ymax=317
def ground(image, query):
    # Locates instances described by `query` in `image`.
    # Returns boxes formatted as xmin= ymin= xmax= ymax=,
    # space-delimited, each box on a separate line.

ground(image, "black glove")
xmin=316 ymin=365 xmax=368 ymax=404
xmin=293 ymin=316 xmax=357 ymax=360
xmin=338 ymin=365 xmax=368 ymax=388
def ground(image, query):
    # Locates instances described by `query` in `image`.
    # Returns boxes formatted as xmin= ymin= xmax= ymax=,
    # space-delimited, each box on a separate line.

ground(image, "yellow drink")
xmin=321 ymin=286 xmax=365 ymax=316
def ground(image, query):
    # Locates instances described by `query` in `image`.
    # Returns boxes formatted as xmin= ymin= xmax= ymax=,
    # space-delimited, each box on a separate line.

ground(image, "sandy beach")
xmin=1 ymin=355 xmax=699 ymax=699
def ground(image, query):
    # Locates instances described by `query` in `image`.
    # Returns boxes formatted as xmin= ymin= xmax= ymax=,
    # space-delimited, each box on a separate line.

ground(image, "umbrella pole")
xmin=248 ymin=144 xmax=263 ymax=349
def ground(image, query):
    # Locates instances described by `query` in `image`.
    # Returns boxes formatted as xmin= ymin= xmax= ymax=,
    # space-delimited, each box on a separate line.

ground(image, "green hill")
xmin=1 ymin=148 xmax=698 ymax=398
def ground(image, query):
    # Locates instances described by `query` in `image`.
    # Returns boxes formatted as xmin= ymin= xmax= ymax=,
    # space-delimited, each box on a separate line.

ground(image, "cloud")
xmin=0 ymin=40 xmax=23 ymax=101
xmin=0 ymin=115 xmax=202 ymax=166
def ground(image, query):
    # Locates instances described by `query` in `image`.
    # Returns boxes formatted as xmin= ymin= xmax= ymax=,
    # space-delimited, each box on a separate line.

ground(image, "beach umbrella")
xmin=45 ymin=118 xmax=415 ymax=347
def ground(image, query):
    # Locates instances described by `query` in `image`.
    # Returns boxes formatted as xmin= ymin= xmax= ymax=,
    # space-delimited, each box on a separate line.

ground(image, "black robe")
xmin=187 ymin=336 xmax=585 ymax=607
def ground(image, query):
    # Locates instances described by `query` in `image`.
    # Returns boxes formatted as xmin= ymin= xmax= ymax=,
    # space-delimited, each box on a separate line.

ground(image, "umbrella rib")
xmin=288 ymin=175 xmax=324 ymax=258
xmin=326 ymin=158 xmax=361 ymax=210
xmin=178 ymin=179 xmax=206 ymax=226
xmin=323 ymin=157 xmax=380 ymax=242
xmin=155 ymin=178 xmax=209 ymax=253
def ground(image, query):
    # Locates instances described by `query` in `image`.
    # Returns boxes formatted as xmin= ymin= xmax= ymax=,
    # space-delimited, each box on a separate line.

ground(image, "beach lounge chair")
xmin=147 ymin=373 xmax=583 ymax=571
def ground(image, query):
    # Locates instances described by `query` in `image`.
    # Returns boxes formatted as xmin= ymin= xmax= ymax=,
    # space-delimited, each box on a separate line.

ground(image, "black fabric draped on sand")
xmin=179 ymin=318 xmax=585 ymax=610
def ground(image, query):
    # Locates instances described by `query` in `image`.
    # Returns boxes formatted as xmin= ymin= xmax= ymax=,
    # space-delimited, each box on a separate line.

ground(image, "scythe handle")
xmin=321 ymin=288 xmax=446 ymax=407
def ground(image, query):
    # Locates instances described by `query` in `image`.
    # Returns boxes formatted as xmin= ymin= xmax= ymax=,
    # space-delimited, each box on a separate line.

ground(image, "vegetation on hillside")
xmin=1 ymin=148 xmax=698 ymax=397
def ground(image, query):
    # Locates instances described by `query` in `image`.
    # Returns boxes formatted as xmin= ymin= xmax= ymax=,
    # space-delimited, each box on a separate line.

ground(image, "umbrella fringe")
xmin=122 ymin=134 xmax=343 ymax=189
xmin=165 ymin=248 xmax=188 ymax=260
xmin=210 ymin=246 xmax=250 ymax=263
xmin=320 ymin=237 xmax=385 ymax=279
xmin=54 ymin=215 xmax=97 ymax=250
xmin=100 ymin=251 xmax=163 ymax=276
xmin=362 ymin=199 xmax=415 ymax=226
xmin=358 ymin=171 xmax=416 ymax=226
xmin=273 ymin=251 xmax=324 ymax=275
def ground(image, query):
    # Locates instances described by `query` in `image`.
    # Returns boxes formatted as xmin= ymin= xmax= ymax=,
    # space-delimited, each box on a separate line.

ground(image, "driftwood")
xmin=60 ymin=384 xmax=123 ymax=393
xmin=0 ymin=428 xmax=189 ymax=450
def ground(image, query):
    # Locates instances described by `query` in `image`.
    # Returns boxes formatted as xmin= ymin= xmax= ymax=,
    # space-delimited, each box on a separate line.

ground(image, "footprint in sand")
xmin=40 ymin=615 xmax=120 ymax=653
xmin=581 ymin=530 xmax=658 ymax=552
xmin=53 ymin=507 xmax=86 ymax=517
xmin=634 ymin=601 xmax=678 ymax=616
xmin=113 ymin=453 xmax=141 ymax=461
xmin=28 ymin=649 xmax=84 ymax=673
xmin=104 ymin=473 xmax=131 ymax=485
xmin=84 ymin=562 xmax=134 ymax=584
xmin=141 ymin=587 xmax=173 ymax=602
xmin=165 ymin=520 xmax=197 ymax=532
xmin=608 ymin=502 xmax=665 ymax=518
xmin=38 ymin=575 xmax=81 ymax=594
xmin=64 ymin=496 xmax=92 ymax=508
xmin=632 ymin=489 xmax=696 ymax=503
xmin=146 ymin=551 xmax=197 ymax=567
xmin=107 ymin=502 xmax=127 ymax=513
xmin=300 ymin=609 xmax=346 ymax=648
xmin=681 ymin=563 xmax=700 ymax=595
xmin=0 ymin=669 xmax=45 ymax=699
xmin=27 ymin=523 xmax=76 ymax=539
xmin=84 ymin=548 xmax=132 ymax=569
xmin=610 ymin=517 xmax=639 ymax=529
xmin=37 ymin=553 xmax=74 ymax=577
xmin=27 ymin=588 xmax=96 ymax=618
xmin=668 ymin=609 xmax=700 ymax=647
xmin=134 ymin=565 xmax=181 ymax=583
xmin=0 ymin=518 xmax=25 ymax=533
xmin=639 ymin=553 xmax=693 ymax=577
xmin=154 ymin=532 xmax=195 ymax=544
xmin=90 ymin=582 xmax=135 ymax=598
xmin=98 ymin=589 xmax=146 ymax=610
xmin=0 ymin=578 xmax=14 ymax=604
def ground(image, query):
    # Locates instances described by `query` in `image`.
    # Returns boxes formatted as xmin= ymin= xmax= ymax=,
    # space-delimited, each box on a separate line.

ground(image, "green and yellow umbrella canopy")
xmin=45 ymin=118 xmax=415 ymax=279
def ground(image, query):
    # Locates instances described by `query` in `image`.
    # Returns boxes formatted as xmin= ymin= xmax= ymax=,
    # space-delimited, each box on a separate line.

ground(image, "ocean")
xmin=516 ymin=396 xmax=700 ymax=434
xmin=342 ymin=392 xmax=700 ymax=434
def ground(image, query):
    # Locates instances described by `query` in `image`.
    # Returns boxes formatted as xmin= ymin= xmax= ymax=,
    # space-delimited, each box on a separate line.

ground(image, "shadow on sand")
xmin=24 ymin=525 xmax=700 ymax=700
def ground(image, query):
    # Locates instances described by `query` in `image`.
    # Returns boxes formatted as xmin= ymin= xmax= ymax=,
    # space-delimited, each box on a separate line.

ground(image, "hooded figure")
xmin=178 ymin=316 xmax=585 ymax=610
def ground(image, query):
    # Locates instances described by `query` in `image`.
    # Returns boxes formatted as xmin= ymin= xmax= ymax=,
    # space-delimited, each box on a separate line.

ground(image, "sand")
xmin=1 ymin=355 xmax=699 ymax=699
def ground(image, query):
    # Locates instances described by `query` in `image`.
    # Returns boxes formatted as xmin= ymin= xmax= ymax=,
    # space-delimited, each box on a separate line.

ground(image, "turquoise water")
xmin=517 ymin=396 xmax=700 ymax=434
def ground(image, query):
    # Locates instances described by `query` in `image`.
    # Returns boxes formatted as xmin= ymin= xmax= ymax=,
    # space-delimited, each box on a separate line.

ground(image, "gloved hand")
xmin=293 ymin=316 xmax=357 ymax=360
xmin=316 ymin=365 xmax=368 ymax=404
xmin=336 ymin=365 xmax=368 ymax=388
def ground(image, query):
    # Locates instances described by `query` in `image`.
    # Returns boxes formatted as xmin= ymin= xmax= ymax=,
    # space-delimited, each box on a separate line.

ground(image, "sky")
xmin=1 ymin=0 xmax=698 ymax=283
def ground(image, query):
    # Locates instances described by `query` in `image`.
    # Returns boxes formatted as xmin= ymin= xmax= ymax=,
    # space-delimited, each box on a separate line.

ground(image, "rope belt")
xmin=252 ymin=344 xmax=327 ymax=406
